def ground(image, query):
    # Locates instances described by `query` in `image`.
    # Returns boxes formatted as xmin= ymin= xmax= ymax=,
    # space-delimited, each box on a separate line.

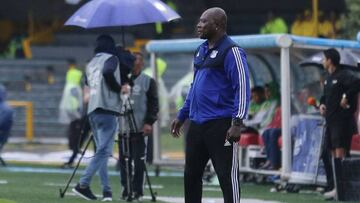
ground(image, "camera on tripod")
xmin=116 ymin=46 xmax=136 ymax=87
xmin=118 ymin=84 xmax=156 ymax=202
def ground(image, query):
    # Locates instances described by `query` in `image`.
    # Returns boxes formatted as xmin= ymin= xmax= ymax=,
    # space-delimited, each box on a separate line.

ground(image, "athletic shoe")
xmin=72 ymin=183 xmax=97 ymax=200
xmin=102 ymin=191 xmax=112 ymax=202
xmin=323 ymin=188 xmax=336 ymax=200
xmin=60 ymin=163 xmax=74 ymax=169
xmin=121 ymin=188 xmax=129 ymax=200
xmin=133 ymin=192 xmax=143 ymax=201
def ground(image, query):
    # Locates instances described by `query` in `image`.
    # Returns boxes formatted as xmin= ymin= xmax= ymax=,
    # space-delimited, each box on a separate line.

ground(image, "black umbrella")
xmin=300 ymin=49 xmax=360 ymax=69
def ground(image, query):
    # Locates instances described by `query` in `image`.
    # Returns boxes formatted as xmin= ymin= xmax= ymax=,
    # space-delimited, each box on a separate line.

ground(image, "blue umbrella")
xmin=65 ymin=0 xmax=180 ymax=28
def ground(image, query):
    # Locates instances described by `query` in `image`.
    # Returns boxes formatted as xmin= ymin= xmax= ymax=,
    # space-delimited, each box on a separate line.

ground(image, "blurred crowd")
xmin=260 ymin=9 xmax=341 ymax=39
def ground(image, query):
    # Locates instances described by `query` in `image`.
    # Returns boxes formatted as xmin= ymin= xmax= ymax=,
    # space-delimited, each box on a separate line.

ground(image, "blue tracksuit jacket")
xmin=177 ymin=35 xmax=250 ymax=124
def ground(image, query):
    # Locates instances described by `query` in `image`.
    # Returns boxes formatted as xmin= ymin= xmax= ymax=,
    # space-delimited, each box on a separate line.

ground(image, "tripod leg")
xmin=59 ymin=134 xmax=93 ymax=198
xmin=118 ymin=132 xmax=133 ymax=202
xmin=0 ymin=157 xmax=6 ymax=167
xmin=144 ymin=162 xmax=156 ymax=202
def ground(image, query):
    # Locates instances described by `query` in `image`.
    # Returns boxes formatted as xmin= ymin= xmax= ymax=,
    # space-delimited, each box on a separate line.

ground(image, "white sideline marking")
xmin=66 ymin=192 xmax=280 ymax=203
xmin=155 ymin=197 xmax=281 ymax=203
xmin=203 ymin=187 xmax=222 ymax=192
xmin=1 ymin=166 xmax=182 ymax=177
xmin=44 ymin=182 xmax=164 ymax=189
xmin=44 ymin=182 xmax=76 ymax=187
xmin=0 ymin=180 xmax=8 ymax=184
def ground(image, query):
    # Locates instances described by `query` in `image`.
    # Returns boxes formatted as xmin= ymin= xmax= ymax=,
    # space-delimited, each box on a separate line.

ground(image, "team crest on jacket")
xmin=210 ymin=50 xmax=218 ymax=58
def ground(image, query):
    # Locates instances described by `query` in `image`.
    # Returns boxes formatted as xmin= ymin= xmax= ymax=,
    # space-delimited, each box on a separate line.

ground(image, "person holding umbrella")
xmin=319 ymin=48 xmax=360 ymax=200
xmin=170 ymin=7 xmax=250 ymax=203
xmin=72 ymin=34 xmax=121 ymax=201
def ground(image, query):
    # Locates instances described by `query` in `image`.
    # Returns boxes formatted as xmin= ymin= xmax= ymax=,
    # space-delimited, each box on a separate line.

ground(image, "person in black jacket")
xmin=118 ymin=52 xmax=159 ymax=201
xmin=319 ymin=48 xmax=360 ymax=199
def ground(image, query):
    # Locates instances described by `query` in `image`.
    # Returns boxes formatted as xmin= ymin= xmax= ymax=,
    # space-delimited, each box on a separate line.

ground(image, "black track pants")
xmin=184 ymin=118 xmax=240 ymax=203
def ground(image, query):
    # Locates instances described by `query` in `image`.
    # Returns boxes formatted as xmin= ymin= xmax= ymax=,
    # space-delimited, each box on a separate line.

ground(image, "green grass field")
xmin=0 ymin=163 xmax=353 ymax=203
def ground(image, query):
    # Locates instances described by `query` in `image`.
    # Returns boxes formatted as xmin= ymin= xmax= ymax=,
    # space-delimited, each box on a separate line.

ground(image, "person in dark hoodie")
xmin=0 ymin=84 xmax=13 ymax=166
xmin=320 ymin=48 xmax=360 ymax=200
xmin=72 ymin=35 xmax=121 ymax=201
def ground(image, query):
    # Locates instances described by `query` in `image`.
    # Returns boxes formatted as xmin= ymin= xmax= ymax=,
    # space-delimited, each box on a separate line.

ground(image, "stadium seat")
xmin=258 ymin=135 xmax=264 ymax=146
xmin=239 ymin=132 xmax=259 ymax=147
xmin=351 ymin=134 xmax=360 ymax=151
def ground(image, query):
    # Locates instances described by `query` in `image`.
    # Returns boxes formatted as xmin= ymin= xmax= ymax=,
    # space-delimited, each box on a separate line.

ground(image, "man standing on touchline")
xmin=170 ymin=7 xmax=250 ymax=203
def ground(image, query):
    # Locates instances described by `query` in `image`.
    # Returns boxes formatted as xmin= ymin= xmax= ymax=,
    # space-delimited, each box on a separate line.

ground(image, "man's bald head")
xmin=197 ymin=7 xmax=227 ymax=40
xmin=202 ymin=7 xmax=227 ymax=31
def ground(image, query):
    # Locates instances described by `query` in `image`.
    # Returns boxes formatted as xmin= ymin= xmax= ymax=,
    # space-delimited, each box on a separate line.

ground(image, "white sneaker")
xmin=102 ymin=191 xmax=112 ymax=202
xmin=323 ymin=188 xmax=336 ymax=200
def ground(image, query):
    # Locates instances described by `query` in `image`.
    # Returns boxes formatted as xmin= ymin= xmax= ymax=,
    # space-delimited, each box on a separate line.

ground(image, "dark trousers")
xmin=185 ymin=119 xmax=240 ymax=203
xmin=67 ymin=116 xmax=91 ymax=165
xmin=262 ymin=128 xmax=282 ymax=168
xmin=119 ymin=134 xmax=147 ymax=195
xmin=321 ymin=147 xmax=334 ymax=190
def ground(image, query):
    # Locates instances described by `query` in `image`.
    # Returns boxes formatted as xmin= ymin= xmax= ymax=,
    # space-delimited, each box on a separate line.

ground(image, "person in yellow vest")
xmin=301 ymin=10 xmax=317 ymax=37
xmin=329 ymin=11 xmax=341 ymax=38
xmin=59 ymin=59 xmax=83 ymax=168
xmin=291 ymin=13 xmax=305 ymax=35
xmin=46 ymin=65 xmax=55 ymax=85
xmin=143 ymin=57 xmax=170 ymax=128
xmin=260 ymin=11 xmax=288 ymax=34
xmin=318 ymin=11 xmax=335 ymax=38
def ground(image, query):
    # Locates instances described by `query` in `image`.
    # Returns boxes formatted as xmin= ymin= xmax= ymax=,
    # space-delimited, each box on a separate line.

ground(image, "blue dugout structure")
xmin=146 ymin=34 xmax=360 ymax=179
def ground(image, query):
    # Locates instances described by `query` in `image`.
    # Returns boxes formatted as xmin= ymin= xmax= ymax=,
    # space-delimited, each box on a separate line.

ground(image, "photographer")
xmin=119 ymin=51 xmax=159 ymax=200
xmin=72 ymin=34 xmax=121 ymax=201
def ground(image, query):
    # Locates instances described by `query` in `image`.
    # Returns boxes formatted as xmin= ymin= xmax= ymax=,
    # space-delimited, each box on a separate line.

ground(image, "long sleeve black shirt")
xmin=320 ymin=68 xmax=360 ymax=123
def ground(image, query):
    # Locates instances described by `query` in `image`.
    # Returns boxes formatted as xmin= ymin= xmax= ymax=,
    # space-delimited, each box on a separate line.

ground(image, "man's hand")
xmin=143 ymin=124 xmax=152 ymax=135
xmin=319 ymin=104 xmax=326 ymax=116
xmin=226 ymin=120 xmax=245 ymax=143
xmin=121 ymin=84 xmax=131 ymax=94
xmin=340 ymin=96 xmax=350 ymax=109
xmin=170 ymin=118 xmax=184 ymax=138
xmin=226 ymin=125 xmax=243 ymax=143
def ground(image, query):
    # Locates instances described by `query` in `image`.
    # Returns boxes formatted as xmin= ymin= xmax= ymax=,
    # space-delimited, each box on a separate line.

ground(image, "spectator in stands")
xmin=319 ymin=48 xmax=360 ymax=200
xmin=72 ymin=34 xmax=121 ymax=201
xmin=260 ymin=106 xmax=281 ymax=170
xmin=61 ymin=79 xmax=92 ymax=169
xmin=301 ymin=10 xmax=317 ymax=37
xmin=244 ymin=83 xmax=279 ymax=134
xmin=329 ymin=11 xmax=342 ymax=38
xmin=291 ymin=13 xmax=304 ymax=36
xmin=318 ymin=11 xmax=335 ymax=38
xmin=23 ymin=74 xmax=32 ymax=92
xmin=0 ymin=84 xmax=13 ymax=166
xmin=5 ymin=35 xmax=24 ymax=59
xmin=260 ymin=11 xmax=288 ymax=34
xmin=59 ymin=59 xmax=83 ymax=169
xmin=46 ymin=65 xmax=55 ymax=85
xmin=291 ymin=9 xmax=317 ymax=37
xmin=143 ymin=57 xmax=169 ymax=128
xmin=248 ymin=86 xmax=266 ymax=119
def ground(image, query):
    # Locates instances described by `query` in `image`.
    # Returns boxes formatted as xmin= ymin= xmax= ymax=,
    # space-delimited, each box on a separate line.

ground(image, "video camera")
xmin=115 ymin=45 xmax=136 ymax=86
